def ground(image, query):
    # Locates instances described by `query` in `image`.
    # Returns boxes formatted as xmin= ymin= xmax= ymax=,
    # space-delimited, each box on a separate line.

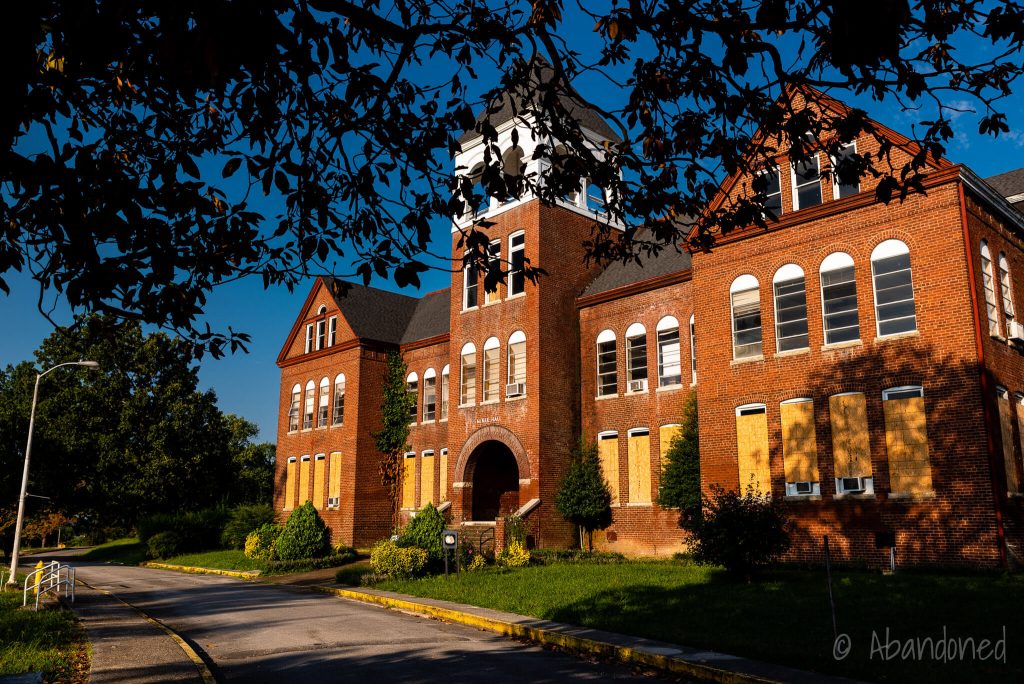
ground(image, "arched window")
xmin=288 ymin=384 xmax=301 ymax=432
xmin=981 ymin=241 xmax=999 ymax=336
xmin=499 ymin=146 xmax=526 ymax=207
xmin=507 ymin=331 xmax=526 ymax=397
xmin=303 ymin=380 xmax=315 ymax=429
xmin=626 ymin=323 xmax=648 ymax=392
xmin=460 ymin=343 xmax=477 ymax=405
xmin=406 ymin=371 xmax=419 ymax=423
xmin=422 ymin=368 xmax=437 ymax=422
xmin=317 ymin=305 xmax=327 ymax=315
xmin=508 ymin=231 xmax=526 ymax=296
xmin=820 ymin=252 xmax=859 ymax=344
xmin=999 ymin=252 xmax=1016 ymax=332
xmin=596 ymin=329 xmax=617 ymax=397
xmin=871 ymin=240 xmax=917 ymax=336
xmin=332 ymin=374 xmax=345 ymax=425
xmin=656 ymin=316 xmax=681 ymax=387
xmin=689 ymin=314 xmax=697 ymax=384
xmin=773 ymin=264 xmax=809 ymax=351
xmin=730 ymin=275 xmax=762 ymax=359
xmin=440 ymin=365 xmax=450 ymax=420
xmin=317 ymin=377 xmax=330 ymax=427
xmin=482 ymin=337 xmax=500 ymax=402
xmin=463 ymin=162 xmax=490 ymax=219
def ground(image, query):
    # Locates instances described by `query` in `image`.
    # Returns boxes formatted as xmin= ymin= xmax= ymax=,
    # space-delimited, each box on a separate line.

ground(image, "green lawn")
xmin=79 ymin=538 xmax=148 ymax=566
xmin=160 ymin=549 xmax=264 ymax=573
xmin=376 ymin=560 xmax=1023 ymax=683
xmin=0 ymin=583 xmax=88 ymax=681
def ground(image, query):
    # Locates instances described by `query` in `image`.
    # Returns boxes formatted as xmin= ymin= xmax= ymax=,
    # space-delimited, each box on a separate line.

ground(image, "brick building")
xmin=275 ymin=84 xmax=1024 ymax=567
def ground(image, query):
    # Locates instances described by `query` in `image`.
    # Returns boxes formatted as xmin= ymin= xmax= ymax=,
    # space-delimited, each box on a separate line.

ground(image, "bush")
xmin=262 ymin=550 xmax=357 ymax=574
xmin=496 ymin=540 xmax=530 ymax=568
xmin=504 ymin=513 xmax=527 ymax=546
xmin=683 ymin=485 xmax=791 ymax=580
xmin=244 ymin=523 xmax=282 ymax=561
xmin=657 ymin=390 xmax=701 ymax=518
xmin=396 ymin=503 xmax=445 ymax=567
xmin=275 ymin=502 xmax=330 ymax=561
xmin=221 ymin=504 xmax=277 ymax=550
xmin=369 ymin=540 xmax=428 ymax=578
xmin=147 ymin=531 xmax=185 ymax=559
xmin=467 ymin=554 xmax=487 ymax=571
xmin=137 ymin=507 xmax=229 ymax=552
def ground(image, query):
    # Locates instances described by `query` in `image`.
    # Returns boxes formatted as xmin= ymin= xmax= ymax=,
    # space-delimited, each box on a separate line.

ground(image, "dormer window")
xmin=328 ymin=316 xmax=337 ymax=347
xmin=753 ymin=166 xmax=782 ymax=216
xmin=316 ymin=319 xmax=326 ymax=350
xmin=792 ymin=154 xmax=822 ymax=210
xmin=304 ymin=325 xmax=313 ymax=354
xmin=832 ymin=143 xmax=860 ymax=199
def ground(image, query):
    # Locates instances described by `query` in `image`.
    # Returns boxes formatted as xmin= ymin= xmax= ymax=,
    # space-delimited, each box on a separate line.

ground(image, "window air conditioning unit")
xmin=505 ymin=382 xmax=525 ymax=398
xmin=794 ymin=481 xmax=814 ymax=495
xmin=629 ymin=379 xmax=648 ymax=393
xmin=1009 ymin=320 xmax=1024 ymax=343
xmin=327 ymin=497 xmax=340 ymax=509
xmin=837 ymin=477 xmax=868 ymax=494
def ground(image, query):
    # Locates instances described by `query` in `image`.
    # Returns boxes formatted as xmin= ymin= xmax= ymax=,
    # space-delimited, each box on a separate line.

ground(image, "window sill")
xmin=421 ymin=419 xmax=436 ymax=425
xmin=887 ymin=491 xmax=936 ymax=501
xmin=457 ymin=403 xmax=475 ymax=409
xmin=656 ymin=384 xmax=684 ymax=393
xmin=624 ymin=389 xmax=650 ymax=396
xmin=776 ymin=348 xmax=810 ymax=358
xmin=330 ymin=422 xmax=343 ymax=429
xmin=483 ymin=299 xmax=501 ymax=307
xmin=287 ymin=430 xmax=298 ymax=435
xmin=327 ymin=506 xmax=339 ymax=511
xmin=300 ymin=428 xmax=312 ymax=433
xmin=461 ymin=306 xmax=479 ymax=314
xmin=821 ymin=340 xmax=862 ymax=351
xmin=874 ymin=331 xmax=920 ymax=344
xmin=991 ymin=333 xmax=1007 ymax=342
xmin=1009 ymin=492 xmax=1024 ymax=499
xmin=784 ymin=495 xmax=822 ymax=502
xmin=626 ymin=502 xmax=653 ymax=508
xmin=507 ymin=292 xmax=526 ymax=300
xmin=730 ymin=355 xmax=764 ymax=366
xmin=505 ymin=395 xmax=527 ymax=403
xmin=439 ymin=418 xmax=448 ymax=423
xmin=409 ymin=422 xmax=417 ymax=428
xmin=833 ymin=492 xmax=876 ymax=501
xmin=480 ymin=399 xmax=499 ymax=406
xmin=315 ymin=426 xmax=327 ymax=431
xmin=595 ymin=393 xmax=620 ymax=401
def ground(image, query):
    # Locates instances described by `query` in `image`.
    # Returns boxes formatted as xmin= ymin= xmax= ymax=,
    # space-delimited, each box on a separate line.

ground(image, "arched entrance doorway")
xmin=468 ymin=440 xmax=519 ymax=521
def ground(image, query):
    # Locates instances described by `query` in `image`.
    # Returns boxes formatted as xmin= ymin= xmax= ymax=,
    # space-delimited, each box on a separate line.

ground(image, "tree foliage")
xmin=555 ymin=439 xmax=612 ymax=550
xmin=2 ymin=2 xmax=1022 ymax=353
xmin=373 ymin=351 xmax=414 ymax=527
xmin=657 ymin=390 xmax=701 ymax=518
xmin=0 ymin=315 xmax=275 ymax=531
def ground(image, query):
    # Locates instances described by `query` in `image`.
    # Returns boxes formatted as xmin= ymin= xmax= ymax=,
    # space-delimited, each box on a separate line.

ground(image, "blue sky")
xmin=3 ymin=20 xmax=1023 ymax=443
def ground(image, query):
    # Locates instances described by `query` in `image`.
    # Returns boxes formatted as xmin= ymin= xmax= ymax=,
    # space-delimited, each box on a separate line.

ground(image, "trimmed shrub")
xmin=244 ymin=523 xmax=282 ymax=561
xmin=683 ymin=485 xmax=791 ymax=580
xmin=262 ymin=550 xmax=357 ymax=574
xmin=275 ymin=502 xmax=330 ymax=561
xmin=147 ymin=531 xmax=185 ymax=559
xmin=496 ymin=540 xmax=530 ymax=568
xmin=137 ymin=507 xmax=229 ymax=552
xmin=221 ymin=504 xmax=276 ymax=550
xmin=657 ymin=390 xmax=701 ymax=519
xmin=369 ymin=540 xmax=428 ymax=578
xmin=555 ymin=439 xmax=612 ymax=550
xmin=467 ymin=554 xmax=487 ymax=571
xmin=396 ymin=503 xmax=445 ymax=567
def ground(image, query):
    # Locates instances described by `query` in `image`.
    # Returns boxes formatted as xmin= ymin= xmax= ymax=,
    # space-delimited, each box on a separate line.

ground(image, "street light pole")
xmin=6 ymin=361 xmax=99 ymax=587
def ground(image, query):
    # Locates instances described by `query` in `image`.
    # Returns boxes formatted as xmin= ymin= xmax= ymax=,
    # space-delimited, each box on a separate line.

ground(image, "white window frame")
xmin=332 ymin=374 xmax=345 ymax=425
xmin=999 ymin=252 xmax=1016 ymax=327
xmin=484 ymin=240 xmax=502 ymax=305
xmin=302 ymin=380 xmax=315 ymax=430
xmin=304 ymin=324 xmax=313 ymax=353
xmin=440 ymin=364 xmax=450 ymax=420
xmin=482 ymin=336 xmax=500 ymax=403
xmin=736 ymin=402 xmax=767 ymax=416
xmin=316 ymin=319 xmax=326 ymax=350
xmin=460 ymin=342 xmax=477 ymax=406
xmin=791 ymin=151 xmax=822 ymax=211
xmin=463 ymin=260 xmax=479 ymax=311
xmin=981 ymin=241 xmax=1000 ymax=336
xmin=871 ymin=239 xmax=917 ymax=337
xmin=422 ymin=368 xmax=437 ymax=422
xmin=780 ymin=397 xmax=820 ymax=497
xmin=820 ymin=252 xmax=860 ymax=345
xmin=655 ymin=316 xmax=681 ymax=388
xmin=288 ymin=384 xmax=301 ymax=432
xmin=689 ymin=314 xmax=697 ymax=385
xmin=328 ymin=316 xmax=337 ymax=347
xmin=596 ymin=329 xmax=618 ymax=397
xmin=317 ymin=377 xmax=330 ymax=427
xmin=773 ymin=264 xmax=809 ymax=352
xmin=882 ymin=385 xmax=924 ymax=401
xmin=831 ymin=141 xmax=860 ymax=200
xmin=508 ymin=231 xmax=526 ymax=297
xmin=754 ymin=165 xmax=783 ymax=216
xmin=625 ymin=322 xmax=649 ymax=392
xmin=730 ymin=274 xmax=763 ymax=360
xmin=406 ymin=371 xmax=419 ymax=424
xmin=507 ymin=330 xmax=526 ymax=396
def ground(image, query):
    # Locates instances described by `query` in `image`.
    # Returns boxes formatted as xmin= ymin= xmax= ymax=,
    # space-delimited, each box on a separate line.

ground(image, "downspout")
xmin=959 ymin=181 xmax=1008 ymax=567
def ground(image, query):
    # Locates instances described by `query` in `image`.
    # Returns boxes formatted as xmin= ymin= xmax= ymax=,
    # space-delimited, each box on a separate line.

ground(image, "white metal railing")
xmin=22 ymin=561 xmax=76 ymax=610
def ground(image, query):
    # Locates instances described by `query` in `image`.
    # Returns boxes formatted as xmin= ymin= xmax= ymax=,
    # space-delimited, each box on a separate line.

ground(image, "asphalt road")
xmin=48 ymin=559 xmax=649 ymax=683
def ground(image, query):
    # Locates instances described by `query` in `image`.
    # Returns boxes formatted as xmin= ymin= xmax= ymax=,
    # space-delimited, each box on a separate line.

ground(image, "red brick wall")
xmin=401 ymin=339 xmax=451 ymax=520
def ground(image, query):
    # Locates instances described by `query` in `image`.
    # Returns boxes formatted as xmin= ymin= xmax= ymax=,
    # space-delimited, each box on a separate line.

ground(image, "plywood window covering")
xmin=402 ymin=452 xmax=417 ymax=509
xmin=882 ymin=387 xmax=932 ymax=495
xmin=298 ymin=455 xmax=311 ymax=507
xmin=736 ymin=404 xmax=771 ymax=494
xmin=628 ymin=429 xmax=652 ymax=504
xmin=598 ymin=433 xmax=620 ymax=505
xmin=328 ymin=452 xmax=342 ymax=508
xmin=312 ymin=454 xmax=326 ymax=510
xmin=659 ymin=424 xmax=682 ymax=473
xmin=998 ymin=388 xmax=1021 ymax=493
xmin=829 ymin=393 xmax=872 ymax=479
xmin=781 ymin=399 xmax=819 ymax=484
xmin=285 ymin=457 xmax=297 ymax=510
xmin=420 ymin=451 xmax=435 ymax=507
xmin=439 ymin=448 xmax=449 ymax=502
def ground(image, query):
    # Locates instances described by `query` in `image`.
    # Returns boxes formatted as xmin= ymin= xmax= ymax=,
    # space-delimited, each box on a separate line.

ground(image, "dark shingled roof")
xmin=400 ymin=289 xmax=451 ymax=344
xmin=581 ymin=232 xmax=693 ymax=298
xmin=986 ymin=168 xmax=1024 ymax=205
xmin=458 ymin=64 xmax=620 ymax=146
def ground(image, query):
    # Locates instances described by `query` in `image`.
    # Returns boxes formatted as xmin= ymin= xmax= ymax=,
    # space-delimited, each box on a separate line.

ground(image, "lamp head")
xmin=79 ymin=361 xmax=100 ymax=370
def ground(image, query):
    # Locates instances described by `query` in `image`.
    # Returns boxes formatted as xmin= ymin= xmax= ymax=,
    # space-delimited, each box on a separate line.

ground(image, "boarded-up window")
xmin=285 ymin=457 xmax=297 ymax=510
xmin=298 ymin=455 xmax=311 ymax=506
xmin=628 ymin=429 xmax=652 ymax=503
xmin=998 ymin=388 xmax=1021 ymax=493
xmin=659 ymin=425 xmax=682 ymax=473
xmin=736 ymin=404 xmax=770 ymax=494
xmin=781 ymin=399 xmax=819 ymax=485
xmin=829 ymin=393 xmax=872 ymax=479
xmin=328 ymin=452 xmax=342 ymax=508
xmin=440 ymin=448 xmax=449 ymax=502
xmin=598 ymin=433 xmax=620 ymax=505
xmin=420 ymin=451 xmax=435 ymax=506
xmin=402 ymin=453 xmax=417 ymax=509
xmin=882 ymin=387 xmax=932 ymax=495
xmin=313 ymin=454 xmax=326 ymax=510
xmin=1016 ymin=396 xmax=1024 ymax=493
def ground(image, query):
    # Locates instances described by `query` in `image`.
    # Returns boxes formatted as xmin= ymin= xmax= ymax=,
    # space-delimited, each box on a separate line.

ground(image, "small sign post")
xmin=442 ymin=529 xmax=458 ymax=576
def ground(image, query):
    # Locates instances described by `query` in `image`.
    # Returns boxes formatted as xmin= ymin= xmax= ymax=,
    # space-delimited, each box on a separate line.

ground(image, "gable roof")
xmin=400 ymin=289 xmax=451 ymax=344
xmin=321 ymin=277 xmax=421 ymax=345
xmin=459 ymin=62 xmax=620 ymax=146
xmin=985 ymin=168 xmax=1024 ymax=205
xmin=581 ymin=229 xmax=693 ymax=298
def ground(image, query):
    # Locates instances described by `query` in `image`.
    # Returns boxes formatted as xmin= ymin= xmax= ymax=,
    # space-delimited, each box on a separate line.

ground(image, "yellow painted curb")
xmin=141 ymin=562 xmax=261 ymax=580
xmin=78 ymin=578 xmax=217 ymax=684
xmin=315 ymin=586 xmax=775 ymax=684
